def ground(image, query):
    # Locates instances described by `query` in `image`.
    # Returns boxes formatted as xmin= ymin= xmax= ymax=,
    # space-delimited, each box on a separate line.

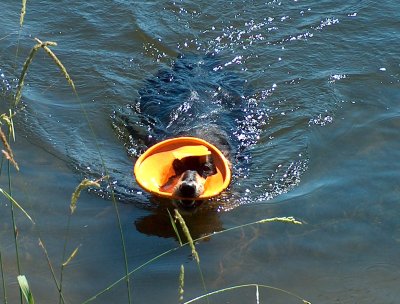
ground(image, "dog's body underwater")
xmin=113 ymin=54 xmax=244 ymax=208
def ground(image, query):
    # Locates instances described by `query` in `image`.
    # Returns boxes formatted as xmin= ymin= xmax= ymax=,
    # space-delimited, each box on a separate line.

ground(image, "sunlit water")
xmin=0 ymin=0 xmax=399 ymax=303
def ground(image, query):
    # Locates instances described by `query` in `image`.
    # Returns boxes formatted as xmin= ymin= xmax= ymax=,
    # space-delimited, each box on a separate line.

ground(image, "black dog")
xmin=160 ymin=154 xmax=217 ymax=199
xmin=112 ymin=54 xmax=243 ymax=208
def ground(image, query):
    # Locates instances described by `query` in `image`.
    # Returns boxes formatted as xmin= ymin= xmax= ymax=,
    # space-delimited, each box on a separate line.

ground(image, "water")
xmin=1 ymin=0 xmax=399 ymax=303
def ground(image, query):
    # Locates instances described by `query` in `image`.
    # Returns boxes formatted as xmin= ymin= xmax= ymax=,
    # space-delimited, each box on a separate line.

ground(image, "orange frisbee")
xmin=134 ymin=137 xmax=231 ymax=200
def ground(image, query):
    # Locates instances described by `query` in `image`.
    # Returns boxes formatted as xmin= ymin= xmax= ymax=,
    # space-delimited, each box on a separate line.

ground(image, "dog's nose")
xmin=179 ymin=182 xmax=196 ymax=197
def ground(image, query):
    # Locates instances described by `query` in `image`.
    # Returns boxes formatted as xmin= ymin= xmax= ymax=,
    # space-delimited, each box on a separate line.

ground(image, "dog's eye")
xmin=202 ymin=164 xmax=212 ymax=172
xmin=201 ymin=163 xmax=215 ymax=177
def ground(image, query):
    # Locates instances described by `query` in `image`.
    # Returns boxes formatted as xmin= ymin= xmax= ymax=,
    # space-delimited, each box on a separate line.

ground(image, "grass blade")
xmin=41 ymin=42 xmax=76 ymax=92
xmin=167 ymin=209 xmax=182 ymax=246
xmin=20 ymin=0 xmax=27 ymax=28
xmin=62 ymin=245 xmax=80 ymax=267
xmin=70 ymin=179 xmax=100 ymax=214
xmin=178 ymin=264 xmax=184 ymax=302
xmin=0 ymin=127 xmax=19 ymax=171
xmin=0 ymin=250 xmax=7 ymax=304
xmin=174 ymin=210 xmax=199 ymax=263
xmin=38 ymin=239 xmax=66 ymax=304
xmin=174 ymin=209 xmax=208 ymax=302
xmin=0 ymin=189 xmax=34 ymax=224
xmin=256 ymin=284 xmax=259 ymax=304
xmin=17 ymin=275 xmax=34 ymax=304
xmin=14 ymin=42 xmax=41 ymax=106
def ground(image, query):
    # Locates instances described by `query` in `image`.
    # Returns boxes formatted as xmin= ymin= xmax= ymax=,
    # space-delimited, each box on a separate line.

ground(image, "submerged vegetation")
xmin=0 ymin=2 xmax=311 ymax=303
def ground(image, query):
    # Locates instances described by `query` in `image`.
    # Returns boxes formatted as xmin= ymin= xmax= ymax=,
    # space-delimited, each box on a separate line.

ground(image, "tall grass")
xmin=9 ymin=39 xmax=133 ymax=303
xmin=173 ymin=209 xmax=208 ymax=302
xmin=17 ymin=275 xmax=34 ymax=304
xmin=0 ymin=250 xmax=7 ymax=304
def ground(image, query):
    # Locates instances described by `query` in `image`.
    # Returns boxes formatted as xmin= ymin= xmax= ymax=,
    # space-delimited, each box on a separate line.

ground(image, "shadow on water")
xmin=135 ymin=197 xmax=224 ymax=240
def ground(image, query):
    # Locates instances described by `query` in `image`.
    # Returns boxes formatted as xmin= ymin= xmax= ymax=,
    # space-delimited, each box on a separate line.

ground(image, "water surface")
xmin=0 ymin=0 xmax=399 ymax=303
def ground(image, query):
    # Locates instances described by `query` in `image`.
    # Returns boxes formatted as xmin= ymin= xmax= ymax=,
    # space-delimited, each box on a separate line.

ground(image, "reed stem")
xmin=38 ymin=239 xmax=66 ymax=304
xmin=0 ymin=249 xmax=7 ymax=304
xmin=7 ymin=154 xmax=22 ymax=304
xmin=174 ymin=210 xmax=208 ymax=303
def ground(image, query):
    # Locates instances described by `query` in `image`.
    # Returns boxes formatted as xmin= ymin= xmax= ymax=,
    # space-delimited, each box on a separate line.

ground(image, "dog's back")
xmin=113 ymin=54 xmax=247 ymax=207
xmin=113 ymin=54 xmax=243 ymax=158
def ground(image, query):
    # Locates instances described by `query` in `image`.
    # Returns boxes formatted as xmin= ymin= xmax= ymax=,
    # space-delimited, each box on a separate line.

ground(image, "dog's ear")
xmin=172 ymin=159 xmax=185 ymax=175
xmin=200 ymin=155 xmax=217 ymax=178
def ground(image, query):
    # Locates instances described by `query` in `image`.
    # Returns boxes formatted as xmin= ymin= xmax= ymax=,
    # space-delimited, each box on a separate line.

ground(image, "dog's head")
xmin=171 ymin=155 xmax=217 ymax=207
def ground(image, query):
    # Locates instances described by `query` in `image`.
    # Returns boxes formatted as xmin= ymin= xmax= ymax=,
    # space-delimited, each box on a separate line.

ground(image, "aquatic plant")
xmin=70 ymin=178 xmax=101 ymax=214
xmin=178 ymin=264 xmax=185 ymax=302
xmin=17 ymin=275 xmax=34 ymax=304
xmin=20 ymin=0 xmax=27 ymax=28
xmin=14 ymin=38 xmax=75 ymax=106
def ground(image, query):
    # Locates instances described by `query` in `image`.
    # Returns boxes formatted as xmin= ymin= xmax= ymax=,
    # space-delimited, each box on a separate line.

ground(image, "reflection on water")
xmin=135 ymin=198 xmax=224 ymax=240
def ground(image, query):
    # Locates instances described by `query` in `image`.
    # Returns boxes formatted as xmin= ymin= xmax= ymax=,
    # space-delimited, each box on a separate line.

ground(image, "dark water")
xmin=1 ymin=0 xmax=400 ymax=303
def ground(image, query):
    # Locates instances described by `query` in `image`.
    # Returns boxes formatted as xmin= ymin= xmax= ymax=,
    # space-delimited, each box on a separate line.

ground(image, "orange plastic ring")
xmin=134 ymin=137 xmax=231 ymax=200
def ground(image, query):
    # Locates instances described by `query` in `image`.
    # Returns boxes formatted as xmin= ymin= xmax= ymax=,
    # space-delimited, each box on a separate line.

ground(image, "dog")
xmin=160 ymin=154 xmax=217 ymax=200
xmin=169 ymin=126 xmax=233 ymax=209
xmin=112 ymin=54 xmax=241 ymax=208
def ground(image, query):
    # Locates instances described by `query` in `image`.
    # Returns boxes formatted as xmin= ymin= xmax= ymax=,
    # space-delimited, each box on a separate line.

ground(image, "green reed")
xmin=17 ymin=275 xmax=34 ymax=304
xmin=10 ymin=38 xmax=132 ymax=303
xmin=6 ymin=160 xmax=21 ymax=304
xmin=178 ymin=264 xmax=185 ymax=303
xmin=1 ymin=2 xmax=136 ymax=303
xmin=20 ymin=0 xmax=27 ymax=28
xmin=173 ymin=209 xmax=209 ymax=303
xmin=0 ymin=189 xmax=34 ymax=224
xmin=5 ymin=33 xmax=74 ymax=303
xmin=38 ymin=238 xmax=67 ymax=304
xmin=8 ymin=18 xmax=131 ymax=302
xmin=58 ymin=178 xmax=101 ymax=304
xmin=171 ymin=212 xmax=308 ymax=304
xmin=0 ymin=249 xmax=6 ymax=304
xmin=14 ymin=38 xmax=74 ymax=106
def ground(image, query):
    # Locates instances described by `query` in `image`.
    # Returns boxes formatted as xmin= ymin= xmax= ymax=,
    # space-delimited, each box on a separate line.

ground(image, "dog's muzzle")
xmin=178 ymin=182 xmax=197 ymax=198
